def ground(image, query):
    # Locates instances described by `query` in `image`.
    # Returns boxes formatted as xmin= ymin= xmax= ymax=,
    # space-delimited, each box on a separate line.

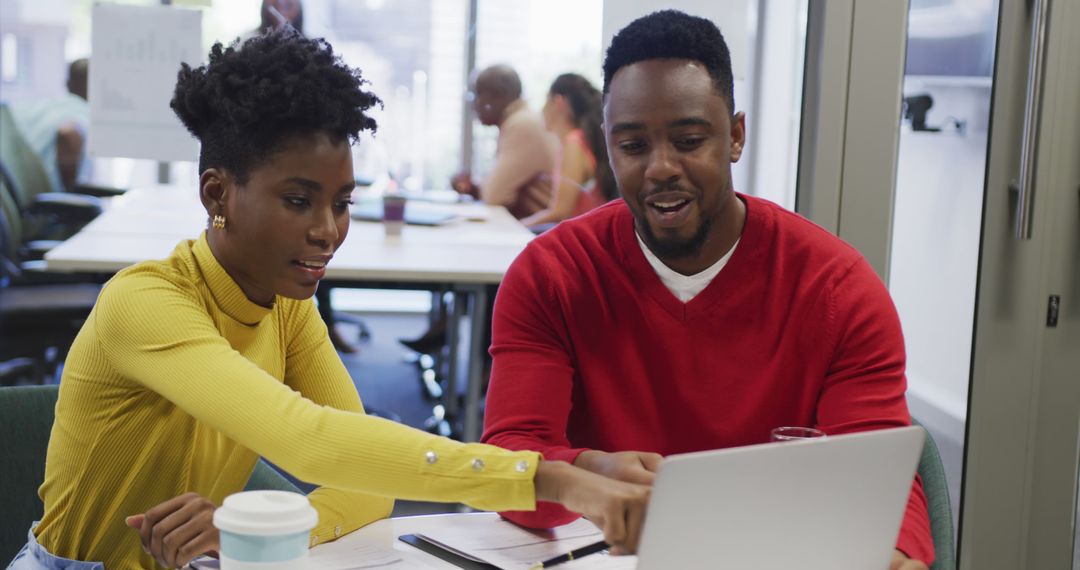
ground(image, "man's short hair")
xmin=602 ymin=10 xmax=735 ymax=113
xmin=478 ymin=64 xmax=522 ymax=100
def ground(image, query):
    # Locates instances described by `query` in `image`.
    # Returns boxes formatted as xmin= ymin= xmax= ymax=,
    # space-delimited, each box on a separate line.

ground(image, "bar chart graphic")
xmin=89 ymin=3 xmax=202 ymax=162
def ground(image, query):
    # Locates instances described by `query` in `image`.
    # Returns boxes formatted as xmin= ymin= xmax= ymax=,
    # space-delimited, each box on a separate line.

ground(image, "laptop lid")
xmin=636 ymin=426 xmax=926 ymax=570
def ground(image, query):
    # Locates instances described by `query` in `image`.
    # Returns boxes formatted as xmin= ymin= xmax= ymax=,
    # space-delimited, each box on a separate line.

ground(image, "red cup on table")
xmin=383 ymin=194 xmax=406 ymax=236
xmin=770 ymin=426 xmax=826 ymax=442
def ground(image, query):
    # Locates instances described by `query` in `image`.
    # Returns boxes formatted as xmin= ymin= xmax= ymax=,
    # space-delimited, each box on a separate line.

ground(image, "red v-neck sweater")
xmin=482 ymin=195 xmax=934 ymax=564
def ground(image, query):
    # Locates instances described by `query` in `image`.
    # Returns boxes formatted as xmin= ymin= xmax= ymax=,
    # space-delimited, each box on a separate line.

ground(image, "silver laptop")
xmin=636 ymin=426 xmax=926 ymax=570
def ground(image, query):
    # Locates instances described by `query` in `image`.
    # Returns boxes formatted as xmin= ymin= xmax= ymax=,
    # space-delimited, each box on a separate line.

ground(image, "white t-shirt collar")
xmin=636 ymin=232 xmax=739 ymax=303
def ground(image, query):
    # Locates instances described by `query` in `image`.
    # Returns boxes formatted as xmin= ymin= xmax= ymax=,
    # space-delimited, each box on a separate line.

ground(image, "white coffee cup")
xmin=213 ymin=490 xmax=318 ymax=569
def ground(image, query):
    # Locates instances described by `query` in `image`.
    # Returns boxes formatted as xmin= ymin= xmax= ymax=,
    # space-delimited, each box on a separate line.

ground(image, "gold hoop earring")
xmin=212 ymin=215 xmax=226 ymax=230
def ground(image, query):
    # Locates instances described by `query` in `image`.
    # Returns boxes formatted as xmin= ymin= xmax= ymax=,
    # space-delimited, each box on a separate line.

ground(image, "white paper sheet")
xmin=308 ymin=540 xmax=407 ymax=569
xmin=415 ymin=517 xmax=607 ymax=570
xmin=89 ymin=3 xmax=202 ymax=162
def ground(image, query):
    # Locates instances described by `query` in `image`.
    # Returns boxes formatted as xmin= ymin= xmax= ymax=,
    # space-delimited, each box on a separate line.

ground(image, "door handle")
xmin=1013 ymin=0 xmax=1052 ymax=240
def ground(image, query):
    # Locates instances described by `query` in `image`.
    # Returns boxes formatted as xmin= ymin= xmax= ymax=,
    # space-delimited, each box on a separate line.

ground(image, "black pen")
xmin=529 ymin=540 xmax=609 ymax=569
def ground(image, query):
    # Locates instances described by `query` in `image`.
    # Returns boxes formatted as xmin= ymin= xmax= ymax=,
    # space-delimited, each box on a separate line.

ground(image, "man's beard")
xmin=636 ymin=211 xmax=714 ymax=261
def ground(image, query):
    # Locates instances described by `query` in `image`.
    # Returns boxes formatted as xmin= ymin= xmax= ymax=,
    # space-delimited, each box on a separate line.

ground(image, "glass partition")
xmin=887 ymin=0 xmax=1000 ymax=533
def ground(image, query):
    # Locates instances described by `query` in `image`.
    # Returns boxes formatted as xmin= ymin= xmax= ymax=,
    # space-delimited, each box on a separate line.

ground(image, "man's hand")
xmin=451 ymin=171 xmax=477 ymax=197
xmin=56 ymin=123 xmax=85 ymax=192
xmin=574 ymin=450 xmax=664 ymax=485
xmin=890 ymin=549 xmax=929 ymax=570
xmin=534 ymin=460 xmax=650 ymax=554
xmin=125 ymin=492 xmax=219 ymax=568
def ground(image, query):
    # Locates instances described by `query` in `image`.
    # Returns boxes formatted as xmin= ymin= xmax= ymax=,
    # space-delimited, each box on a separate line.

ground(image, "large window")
xmin=317 ymin=0 xmax=605 ymax=191
xmin=3 ymin=0 xmax=807 ymax=206
xmin=471 ymin=0 xmax=603 ymax=179
xmin=309 ymin=0 xmax=469 ymax=191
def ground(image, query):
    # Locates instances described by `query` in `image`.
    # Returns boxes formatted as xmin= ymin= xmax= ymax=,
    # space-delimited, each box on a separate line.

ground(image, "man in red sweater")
xmin=481 ymin=10 xmax=933 ymax=569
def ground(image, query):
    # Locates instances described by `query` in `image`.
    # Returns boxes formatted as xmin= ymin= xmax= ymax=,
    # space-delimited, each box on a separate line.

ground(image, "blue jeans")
xmin=7 ymin=523 xmax=104 ymax=570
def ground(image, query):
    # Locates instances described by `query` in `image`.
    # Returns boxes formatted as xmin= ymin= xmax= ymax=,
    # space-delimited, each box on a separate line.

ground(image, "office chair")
xmin=912 ymin=417 xmax=957 ymax=570
xmin=0 ymin=197 xmax=100 ymax=385
xmin=0 ymin=357 xmax=37 ymax=386
xmin=0 ymin=161 xmax=64 ymax=271
xmin=0 ymin=103 xmax=126 ymax=203
xmin=0 ymin=385 xmax=58 ymax=561
xmin=0 ymin=385 xmax=304 ymax=562
xmin=0 ymin=105 xmax=105 ymax=242
xmin=243 ymin=460 xmax=303 ymax=495
xmin=0 ymin=280 xmax=100 ymax=385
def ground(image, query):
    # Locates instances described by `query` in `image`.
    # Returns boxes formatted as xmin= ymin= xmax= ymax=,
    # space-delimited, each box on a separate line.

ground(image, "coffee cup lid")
xmin=213 ymin=491 xmax=318 ymax=536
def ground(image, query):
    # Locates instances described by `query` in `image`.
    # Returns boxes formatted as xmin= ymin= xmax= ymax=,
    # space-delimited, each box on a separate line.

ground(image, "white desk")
xmin=304 ymin=513 xmax=633 ymax=569
xmin=44 ymin=185 xmax=534 ymax=441
xmin=310 ymin=513 xmax=492 ymax=569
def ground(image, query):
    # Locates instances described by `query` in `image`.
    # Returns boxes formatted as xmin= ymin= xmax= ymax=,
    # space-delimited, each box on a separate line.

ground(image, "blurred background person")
xmin=8 ymin=59 xmax=91 ymax=194
xmin=259 ymin=0 xmax=304 ymax=35
xmin=404 ymin=65 xmax=557 ymax=354
xmin=236 ymin=0 xmax=304 ymax=44
xmin=451 ymin=64 xmax=556 ymax=220
xmin=521 ymin=73 xmax=617 ymax=229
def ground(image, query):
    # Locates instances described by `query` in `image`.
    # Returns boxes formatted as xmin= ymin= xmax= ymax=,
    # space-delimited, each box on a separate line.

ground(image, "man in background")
xmin=9 ymin=59 xmax=91 ymax=193
xmin=452 ymin=64 xmax=556 ymax=220
xmin=403 ymin=65 xmax=558 ymax=354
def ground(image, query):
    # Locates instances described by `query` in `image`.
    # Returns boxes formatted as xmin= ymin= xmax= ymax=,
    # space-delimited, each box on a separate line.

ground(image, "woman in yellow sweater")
xmin=10 ymin=31 xmax=649 ymax=570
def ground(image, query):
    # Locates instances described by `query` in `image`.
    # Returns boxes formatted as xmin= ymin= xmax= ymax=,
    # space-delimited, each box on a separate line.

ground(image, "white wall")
xmin=889 ymin=81 xmax=991 ymax=528
xmin=743 ymin=2 xmax=805 ymax=210
xmin=889 ymin=79 xmax=991 ymax=429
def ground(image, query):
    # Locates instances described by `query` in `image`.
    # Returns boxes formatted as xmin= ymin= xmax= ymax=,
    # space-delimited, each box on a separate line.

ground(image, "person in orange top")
xmin=522 ymin=73 xmax=618 ymax=229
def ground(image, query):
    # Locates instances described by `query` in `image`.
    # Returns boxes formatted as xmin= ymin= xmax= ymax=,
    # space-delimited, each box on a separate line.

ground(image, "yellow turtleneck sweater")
xmin=35 ymin=233 xmax=539 ymax=569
